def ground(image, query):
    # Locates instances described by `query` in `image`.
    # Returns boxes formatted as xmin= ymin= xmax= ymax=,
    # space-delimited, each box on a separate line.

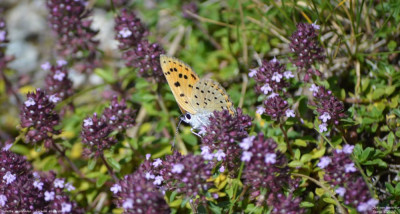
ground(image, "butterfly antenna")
xmin=172 ymin=116 xmax=184 ymax=150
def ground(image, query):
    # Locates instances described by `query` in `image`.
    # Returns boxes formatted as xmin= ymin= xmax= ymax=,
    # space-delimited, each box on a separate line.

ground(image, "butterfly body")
xmin=160 ymin=55 xmax=236 ymax=131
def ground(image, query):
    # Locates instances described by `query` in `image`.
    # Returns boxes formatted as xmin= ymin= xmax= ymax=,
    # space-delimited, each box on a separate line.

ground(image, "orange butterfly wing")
xmin=160 ymin=55 xmax=200 ymax=115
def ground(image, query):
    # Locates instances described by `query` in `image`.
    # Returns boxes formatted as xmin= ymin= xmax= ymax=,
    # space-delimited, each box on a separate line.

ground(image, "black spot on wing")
xmin=180 ymin=93 xmax=184 ymax=97
xmin=174 ymin=82 xmax=181 ymax=87
xmin=179 ymin=74 xmax=182 ymax=78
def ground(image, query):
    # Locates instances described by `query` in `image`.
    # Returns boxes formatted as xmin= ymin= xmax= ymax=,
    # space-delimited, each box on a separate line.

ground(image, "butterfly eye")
xmin=185 ymin=113 xmax=191 ymax=120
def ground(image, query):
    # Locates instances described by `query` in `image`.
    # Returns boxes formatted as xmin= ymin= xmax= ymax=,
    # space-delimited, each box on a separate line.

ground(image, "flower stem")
xmin=100 ymin=154 xmax=119 ymax=182
xmin=279 ymin=123 xmax=294 ymax=156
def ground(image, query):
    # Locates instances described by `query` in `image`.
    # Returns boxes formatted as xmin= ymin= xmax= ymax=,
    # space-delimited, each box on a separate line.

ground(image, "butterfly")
xmin=160 ymin=55 xmax=236 ymax=135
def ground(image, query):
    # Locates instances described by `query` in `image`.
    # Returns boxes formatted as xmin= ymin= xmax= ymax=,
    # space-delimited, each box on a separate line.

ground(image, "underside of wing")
xmin=189 ymin=78 xmax=236 ymax=116
xmin=160 ymin=55 xmax=200 ymax=114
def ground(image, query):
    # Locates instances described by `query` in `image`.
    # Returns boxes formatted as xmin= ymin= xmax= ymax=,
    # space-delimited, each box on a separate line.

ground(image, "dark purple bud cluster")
xmin=0 ymin=17 xmax=13 ymax=73
xmin=114 ymin=9 xmax=166 ymax=82
xmin=81 ymin=97 xmax=136 ymax=156
xmin=240 ymin=133 xmax=301 ymax=211
xmin=112 ymin=170 xmax=170 ymax=213
xmin=251 ymin=58 xmax=290 ymax=95
xmin=263 ymin=95 xmax=289 ymax=119
xmin=112 ymin=0 xmax=129 ymax=8
xmin=20 ymin=89 xmax=60 ymax=147
xmin=310 ymin=85 xmax=345 ymax=127
xmin=103 ymin=96 xmax=136 ymax=131
xmin=249 ymin=58 xmax=295 ymax=120
xmin=159 ymin=152 xmax=213 ymax=203
xmin=0 ymin=145 xmax=83 ymax=213
xmin=268 ymin=193 xmax=304 ymax=214
xmin=289 ymin=23 xmax=325 ymax=81
xmin=122 ymin=40 xmax=165 ymax=82
xmin=114 ymin=9 xmax=149 ymax=50
xmin=44 ymin=60 xmax=74 ymax=101
xmin=81 ymin=113 xmax=117 ymax=157
xmin=318 ymin=145 xmax=379 ymax=213
xmin=201 ymin=108 xmax=252 ymax=173
xmin=46 ymin=0 xmax=100 ymax=72
xmin=182 ymin=2 xmax=199 ymax=19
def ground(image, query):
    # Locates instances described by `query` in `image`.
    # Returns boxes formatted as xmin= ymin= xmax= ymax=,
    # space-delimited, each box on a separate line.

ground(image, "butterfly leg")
xmin=191 ymin=128 xmax=203 ymax=138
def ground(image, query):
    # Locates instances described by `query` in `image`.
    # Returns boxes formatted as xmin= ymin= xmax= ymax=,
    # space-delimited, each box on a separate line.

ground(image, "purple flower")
xmin=159 ymin=152 xmax=213 ymax=203
xmin=114 ymin=9 xmax=149 ymax=49
xmin=0 ymin=147 xmax=83 ymax=212
xmin=319 ymin=123 xmax=328 ymax=132
xmin=322 ymin=150 xmax=378 ymax=212
xmin=44 ymin=61 xmax=74 ymax=101
xmin=46 ymin=0 xmax=100 ymax=72
xmin=252 ymin=58 xmax=289 ymax=95
xmin=153 ymin=158 xmax=163 ymax=167
xmin=241 ymin=151 xmax=253 ymax=162
xmin=263 ymin=95 xmax=289 ymax=119
xmin=242 ymin=134 xmax=294 ymax=207
xmin=317 ymin=156 xmax=331 ymax=169
xmin=110 ymin=184 xmax=122 ymax=194
xmin=182 ymin=2 xmax=199 ymax=19
xmin=122 ymin=40 xmax=166 ymax=82
xmin=81 ymin=113 xmax=117 ymax=157
xmin=20 ymin=89 xmax=60 ymax=147
xmin=285 ymin=109 xmax=295 ymax=118
xmin=103 ymin=96 xmax=136 ymax=131
xmin=335 ymin=187 xmax=346 ymax=197
xmin=289 ymin=23 xmax=325 ymax=81
xmin=239 ymin=136 xmax=255 ymax=150
xmin=256 ymin=106 xmax=265 ymax=115
xmin=269 ymin=193 xmax=305 ymax=214
xmin=264 ymin=153 xmax=277 ymax=164
xmin=113 ymin=171 xmax=169 ymax=213
xmin=53 ymin=178 xmax=65 ymax=188
xmin=201 ymin=108 xmax=252 ymax=172
xmin=310 ymin=85 xmax=346 ymax=126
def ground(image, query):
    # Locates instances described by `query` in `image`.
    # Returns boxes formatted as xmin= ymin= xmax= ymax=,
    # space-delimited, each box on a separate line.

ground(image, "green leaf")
xmin=385 ymin=182 xmax=395 ymax=194
xmin=300 ymin=201 xmax=315 ymax=208
xmin=363 ymin=159 xmax=387 ymax=168
xmin=385 ymin=86 xmax=396 ymax=96
xmin=94 ymin=68 xmax=116 ymax=83
xmin=106 ymin=157 xmax=121 ymax=171
xmin=300 ymin=154 xmax=313 ymax=163
xmin=294 ymin=139 xmax=307 ymax=147
xmin=169 ymin=191 xmax=178 ymax=203
xmin=322 ymin=197 xmax=337 ymax=205
xmin=372 ymin=88 xmax=385 ymax=100
xmin=288 ymin=160 xmax=303 ymax=168
xmin=42 ymin=156 xmax=58 ymax=171
xmin=388 ymin=40 xmax=397 ymax=52
xmin=96 ymin=174 xmax=109 ymax=188
xmin=88 ymin=158 xmax=97 ymax=171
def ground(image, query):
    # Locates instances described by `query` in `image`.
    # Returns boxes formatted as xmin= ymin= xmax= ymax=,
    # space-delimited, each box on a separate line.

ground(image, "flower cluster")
xmin=240 ymin=133 xmax=302 ymax=211
xmin=114 ymin=9 xmax=166 ymax=82
xmin=114 ymin=9 xmax=149 ymax=50
xmin=318 ymin=145 xmax=379 ymax=213
xmin=46 ymin=0 xmax=100 ymax=72
xmin=201 ymin=108 xmax=252 ymax=173
xmin=0 ymin=145 xmax=83 ymax=213
xmin=111 ymin=169 xmax=169 ymax=213
xmin=159 ymin=152 xmax=213 ymax=203
xmin=0 ymin=17 xmax=13 ymax=73
xmin=182 ymin=2 xmax=199 ymax=19
xmin=103 ymin=96 xmax=136 ymax=131
xmin=122 ymin=40 xmax=165 ymax=82
xmin=81 ymin=97 xmax=136 ymax=156
xmin=81 ymin=113 xmax=117 ymax=157
xmin=289 ymin=23 xmax=325 ymax=81
xmin=268 ymin=193 xmax=304 ymax=214
xmin=20 ymin=89 xmax=60 ymax=148
xmin=249 ymin=58 xmax=295 ymax=120
xmin=250 ymin=58 xmax=291 ymax=95
xmin=309 ymin=84 xmax=346 ymax=132
xmin=43 ymin=60 xmax=74 ymax=101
